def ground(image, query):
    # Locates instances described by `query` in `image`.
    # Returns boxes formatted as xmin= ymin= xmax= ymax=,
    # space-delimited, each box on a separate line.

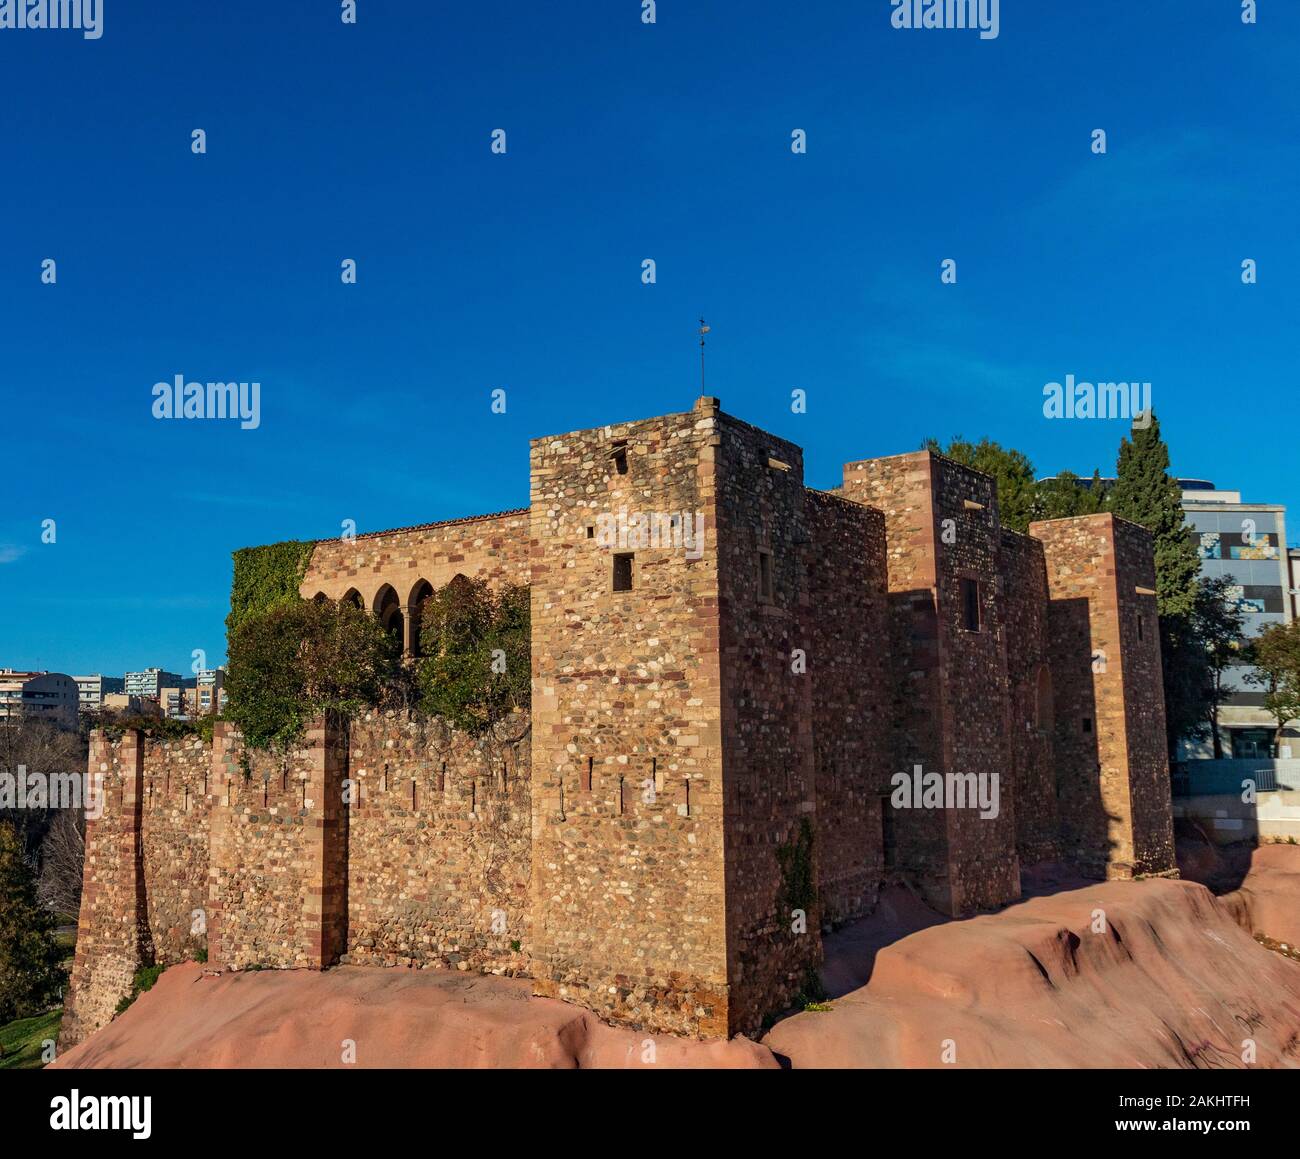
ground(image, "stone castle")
xmin=61 ymin=397 xmax=1176 ymax=1046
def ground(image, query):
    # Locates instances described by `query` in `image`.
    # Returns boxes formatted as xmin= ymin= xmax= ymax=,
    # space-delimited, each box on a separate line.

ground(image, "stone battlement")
xmin=62 ymin=399 xmax=1175 ymax=1046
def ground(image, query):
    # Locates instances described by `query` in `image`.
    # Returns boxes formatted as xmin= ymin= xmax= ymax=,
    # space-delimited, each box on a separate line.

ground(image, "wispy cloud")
xmin=0 ymin=544 xmax=28 ymax=565
xmin=1027 ymin=130 xmax=1261 ymax=228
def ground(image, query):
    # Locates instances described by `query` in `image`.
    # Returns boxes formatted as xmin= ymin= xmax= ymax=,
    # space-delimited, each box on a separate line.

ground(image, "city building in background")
xmin=156 ymin=669 xmax=225 ymax=720
xmin=124 ymin=667 xmax=185 ymax=699
xmin=73 ymin=674 xmax=125 ymax=712
xmin=196 ymin=666 xmax=227 ymax=715
xmin=1181 ymin=480 xmax=1295 ymax=760
xmin=0 ymin=669 xmax=79 ymax=730
xmin=100 ymin=692 xmax=155 ymax=716
xmin=1290 ymin=547 xmax=1300 ymax=622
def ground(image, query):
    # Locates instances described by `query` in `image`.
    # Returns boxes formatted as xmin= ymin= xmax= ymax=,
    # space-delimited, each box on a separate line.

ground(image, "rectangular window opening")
xmin=613 ymin=552 xmax=634 ymax=592
xmin=758 ymin=549 xmax=774 ymax=602
xmin=610 ymin=441 xmax=629 ymax=475
xmin=960 ymin=577 xmax=981 ymax=632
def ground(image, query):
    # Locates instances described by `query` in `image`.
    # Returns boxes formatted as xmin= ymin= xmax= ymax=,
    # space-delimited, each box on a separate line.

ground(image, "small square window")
xmin=960 ymin=577 xmax=981 ymax=632
xmin=1082 ymin=717 xmax=1093 ymax=734
xmin=586 ymin=525 xmax=595 ymax=539
xmin=613 ymin=552 xmax=634 ymax=592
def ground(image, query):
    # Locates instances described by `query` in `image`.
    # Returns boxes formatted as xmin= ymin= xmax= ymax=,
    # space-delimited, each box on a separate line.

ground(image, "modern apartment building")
xmin=1181 ymin=481 xmax=1295 ymax=759
xmin=196 ymin=666 xmax=227 ymax=714
xmin=123 ymin=668 xmax=185 ymax=699
xmin=0 ymin=669 xmax=80 ymax=730
xmin=73 ymin=674 xmax=125 ymax=712
xmin=1290 ymin=547 xmax=1300 ymax=622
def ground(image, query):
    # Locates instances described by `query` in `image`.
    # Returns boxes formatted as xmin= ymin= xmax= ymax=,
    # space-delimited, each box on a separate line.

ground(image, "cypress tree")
xmin=1109 ymin=414 xmax=1200 ymax=619
xmin=1108 ymin=414 xmax=1207 ymax=756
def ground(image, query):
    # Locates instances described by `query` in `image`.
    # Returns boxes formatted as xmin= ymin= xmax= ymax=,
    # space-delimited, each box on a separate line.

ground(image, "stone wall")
xmin=804 ymin=490 xmax=890 ymax=926
xmin=301 ymin=510 xmax=531 ymax=653
xmin=343 ymin=710 xmax=531 ymax=975
xmin=840 ymin=451 xmax=1020 ymax=916
xmin=527 ymin=400 xmax=731 ymax=1037
xmin=139 ymin=737 xmax=212 ymax=965
xmin=64 ymin=401 xmax=1180 ymax=1046
xmin=713 ymin=411 xmax=821 ymax=1034
xmin=1031 ymin=513 xmax=1176 ymax=879
xmin=840 ymin=453 xmax=948 ymax=904
xmin=206 ymin=725 xmax=325 ymax=971
xmin=999 ymin=529 xmax=1060 ymax=864
xmin=1111 ymin=517 xmax=1176 ymax=876
xmin=59 ymin=732 xmax=148 ymax=1048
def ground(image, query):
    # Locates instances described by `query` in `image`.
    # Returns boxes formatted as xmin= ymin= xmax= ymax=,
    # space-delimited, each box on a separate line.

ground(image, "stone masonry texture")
xmin=62 ymin=401 xmax=1178 ymax=1046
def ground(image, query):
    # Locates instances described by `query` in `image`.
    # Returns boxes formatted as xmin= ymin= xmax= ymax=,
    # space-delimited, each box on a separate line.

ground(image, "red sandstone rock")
xmin=51 ymin=964 xmax=776 ymax=1070
xmin=765 ymin=873 xmax=1300 ymax=1068
xmin=54 ymin=861 xmax=1300 ymax=1070
xmin=1223 ymin=843 xmax=1300 ymax=948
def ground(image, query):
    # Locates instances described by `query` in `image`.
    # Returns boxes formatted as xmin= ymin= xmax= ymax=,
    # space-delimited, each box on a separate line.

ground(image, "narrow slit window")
xmin=611 ymin=441 xmax=629 ymax=475
xmin=582 ymin=757 xmax=593 ymax=793
xmin=1137 ymin=614 xmax=1144 ymax=642
xmin=613 ymin=552 xmax=634 ymax=592
xmin=758 ymin=549 xmax=774 ymax=601
xmin=1082 ymin=717 xmax=1093 ymax=735
xmin=960 ymin=577 xmax=981 ymax=632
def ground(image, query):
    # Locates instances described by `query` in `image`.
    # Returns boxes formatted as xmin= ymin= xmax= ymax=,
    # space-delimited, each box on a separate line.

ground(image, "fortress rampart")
xmin=61 ymin=397 xmax=1176 ymax=1047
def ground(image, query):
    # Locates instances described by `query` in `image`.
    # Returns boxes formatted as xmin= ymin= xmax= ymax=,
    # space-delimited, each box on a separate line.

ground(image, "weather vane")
xmin=698 ymin=317 xmax=710 ymax=396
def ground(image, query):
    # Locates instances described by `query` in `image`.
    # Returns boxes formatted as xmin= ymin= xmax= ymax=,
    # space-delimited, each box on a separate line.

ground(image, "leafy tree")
xmin=417 ymin=578 xmax=530 ymax=735
xmin=226 ymin=599 xmax=398 ymax=752
xmin=1245 ymin=621 xmax=1300 ymax=753
xmin=1034 ymin=469 xmax=1109 ymax=521
xmin=924 ymin=436 xmax=1038 ymax=532
xmin=0 ymin=821 xmax=64 ymax=1023
xmin=1108 ymin=413 xmax=1204 ymax=757
xmin=1193 ymin=576 xmax=1248 ymax=759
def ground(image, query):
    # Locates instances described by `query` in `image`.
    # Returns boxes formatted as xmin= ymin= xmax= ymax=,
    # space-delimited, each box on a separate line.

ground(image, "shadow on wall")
xmin=1049 ymin=597 xmax=1119 ymax=876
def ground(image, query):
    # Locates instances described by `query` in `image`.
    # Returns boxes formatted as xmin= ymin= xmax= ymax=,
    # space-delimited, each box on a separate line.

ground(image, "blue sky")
xmin=1 ymin=0 xmax=1296 ymax=675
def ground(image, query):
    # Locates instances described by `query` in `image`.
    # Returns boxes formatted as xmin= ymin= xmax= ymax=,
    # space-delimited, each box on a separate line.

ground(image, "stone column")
xmin=58 ymin=730 xmax=148 ymax=1049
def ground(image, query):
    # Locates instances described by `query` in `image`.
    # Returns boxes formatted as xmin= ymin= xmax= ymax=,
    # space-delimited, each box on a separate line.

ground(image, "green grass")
xmin=0 ymin=1009 xmax=62 ymax=1070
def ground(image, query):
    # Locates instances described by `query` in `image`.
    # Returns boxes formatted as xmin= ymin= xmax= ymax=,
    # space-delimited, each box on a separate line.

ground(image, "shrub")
xmin=226 ymin=599 xmax=398 ymax=752
xmin=114 ymin=964 xmax=164 ymax=1017
xmin=417 ymin=578 xmax=530 ymax=734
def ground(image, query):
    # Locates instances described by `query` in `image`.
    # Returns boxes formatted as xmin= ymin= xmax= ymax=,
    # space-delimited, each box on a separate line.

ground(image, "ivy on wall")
xmin=226 ymin=540 xmax=317 ymax=642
